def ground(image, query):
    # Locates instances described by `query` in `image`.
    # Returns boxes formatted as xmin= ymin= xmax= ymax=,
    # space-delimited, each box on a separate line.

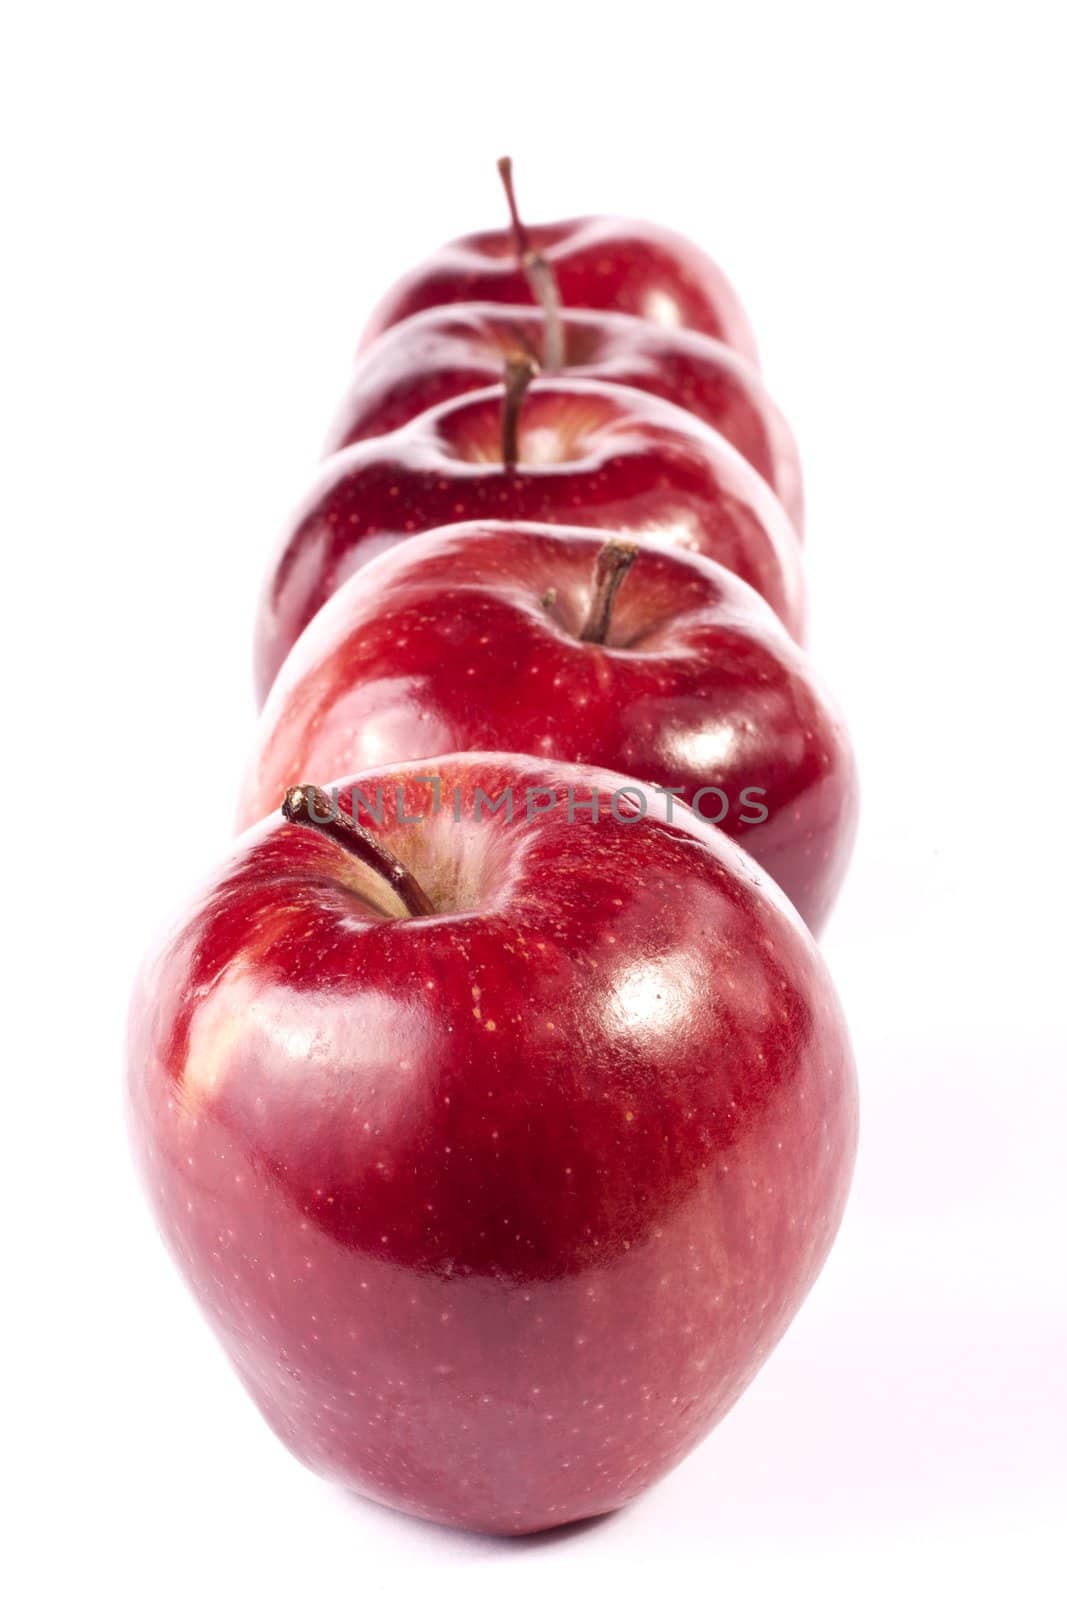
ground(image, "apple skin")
xmin=360 ymin=215 xmax=759 ymax=364
xmin=241 ymin=523 xmax=855 ymax=932
xmin=325 ymin=304 xmax=804 ymax=530
xmin=254 ymin=379 xmax=805 ymax=706
xmin=127 ymin=754 xmax=858 ymax=1535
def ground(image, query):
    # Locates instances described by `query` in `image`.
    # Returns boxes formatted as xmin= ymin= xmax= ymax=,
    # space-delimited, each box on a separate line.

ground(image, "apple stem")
xmin=579 ymin=541 xmax=639 ymax=644
xmin=501 ymin=353 xmax=538 ymax=468
xmin=281 ymin=785 xmax=435 ymax=918
xmin=496 ymin=155 xmax=566 ymax=371
xmin=497 ymin=154 xmax=530 ymax=256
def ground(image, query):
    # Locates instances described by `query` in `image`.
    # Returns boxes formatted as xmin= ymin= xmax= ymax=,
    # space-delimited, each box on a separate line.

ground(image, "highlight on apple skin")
xmin=241 ymin=522 xmax=855 ymax=932
xmin=253 ymin=378 xmax=806 ymax=706
xmin=127 ymin=754 xmax=858 ymax=1536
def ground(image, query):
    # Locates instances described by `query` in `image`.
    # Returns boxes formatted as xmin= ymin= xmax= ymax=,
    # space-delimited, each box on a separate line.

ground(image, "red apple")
xmin=241 ymin=523 xmax=854 ymax=932
xmin=127 ymin=755 xmax=858 ymax=1535
xmin=361 ymin=158 xmax=758 ymax=364
xmin=254 ymin=375 xmax=805 ymax=705
xmin=326 ymin=304 xmax=804 ymax=530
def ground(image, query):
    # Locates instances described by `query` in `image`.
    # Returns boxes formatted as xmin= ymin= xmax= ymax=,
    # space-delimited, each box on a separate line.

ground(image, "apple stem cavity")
xmin=579 ymin=540 xmax=639 ymax=644
xmin=501 ymin=353 xmax=538 ymax=469
xmin=281 ymin=784 xmax=435 ymax=918
xmin=496 ymin=155 xmax=566 ymax=371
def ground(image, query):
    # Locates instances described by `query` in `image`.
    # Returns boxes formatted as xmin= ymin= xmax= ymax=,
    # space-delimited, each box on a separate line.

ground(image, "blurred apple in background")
xmin=325 ymin=304 xmax=803 ymax=529
xmin=242 ymin=523 xmax=853 ymax=930
xmin=360 ymin=156 xmax=759 ymax=364
xmin=254 ymin=376 xmax=804 ymax=704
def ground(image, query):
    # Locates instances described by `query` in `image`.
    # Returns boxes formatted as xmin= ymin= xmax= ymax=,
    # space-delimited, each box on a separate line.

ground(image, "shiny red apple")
xmin=254 ymin=376 xmax=805 ymax=705
xmin=127 ymin=754 xmax=858 ymax=1535
xmin=361 ymin=158 xmax=758 ymax=364
xmin=241 ymin=523 xmax=854 ymax=931
xmin=325 ymin=304 xmax=804 ymax=530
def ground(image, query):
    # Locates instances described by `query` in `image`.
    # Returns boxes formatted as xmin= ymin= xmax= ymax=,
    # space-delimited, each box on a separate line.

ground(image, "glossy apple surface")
xmin=241 ymin=524 xmax=854 ymax=931
xmin=360 ymin=213 xmax=758 ymax=364
xmin=128 ymin=754 xmax=858 ymax=1535
xmin=326 ymin=304 xmax=803 ymax=530
xmin=254 ymin=380 xmax=805 ymax=705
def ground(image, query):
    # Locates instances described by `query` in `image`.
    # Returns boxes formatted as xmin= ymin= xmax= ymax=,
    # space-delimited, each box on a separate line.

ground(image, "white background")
xmin=3 ymin=3 xmax=1065 ymax=1594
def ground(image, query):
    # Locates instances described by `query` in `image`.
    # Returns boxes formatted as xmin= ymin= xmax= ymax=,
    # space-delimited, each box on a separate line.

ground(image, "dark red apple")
xmin=254 ymin=376 xmax=805 ymax=705
xmin=325 ymin=304 xmax=804 ymax=530
xmin=127 ymin=754 xmax=858 ymax=1535
xmin=360 ymin=158 xmax=758 ymax=363
xmin=241 ymin=523 xmax=854 ymax=932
